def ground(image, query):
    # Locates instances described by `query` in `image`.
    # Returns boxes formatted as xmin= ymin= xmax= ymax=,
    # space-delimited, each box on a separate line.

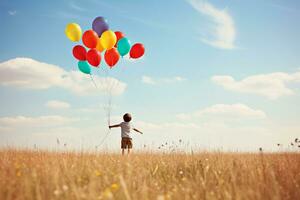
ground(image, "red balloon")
xmin=104 ymin=48 xmax=120 ymax=68
xmin=82 ymin=30 xmax=98 ymax=48
xmin=130 ymin=43 xmax=145 ymax=59
xmin=114 ymin=31 xmax=125 ymax=47
xmin=72 ymin=45 xmax=87 ymax=61
xmin=86 ymin=49 xmax=101 ymax=67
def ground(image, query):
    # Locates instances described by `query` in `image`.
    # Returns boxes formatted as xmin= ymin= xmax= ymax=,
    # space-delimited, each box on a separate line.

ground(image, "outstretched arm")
xmin=109 ymin=124 xmax=120 ymax=129
xmin=133 ymin=128 xmax=143 ymax=134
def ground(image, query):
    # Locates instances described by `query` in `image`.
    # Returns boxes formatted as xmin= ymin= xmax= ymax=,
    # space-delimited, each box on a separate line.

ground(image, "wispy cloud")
xmin=142 ymin=76 xmax=156 ymax=85
xmin=142 ymin=76 xmax=186 ymax=85
xmin=0 ymin=115 xmax=75 ymax=129
xmin=176 ymin=103 xmax=267 ymax=121
xmin=69 ymin=2 xmax=86 ymax=12
xmin=0 ymin=58 xmax=126 ymax=96
xmin=8 ymin=10 xmax=17 ymax=16
xmin=187 ymin=0 xmax=236 ymax=49
xmin=212 ymin=71 xmax=300 ymax=99
xmin=46 ymin=100 xmax=71 ymax=109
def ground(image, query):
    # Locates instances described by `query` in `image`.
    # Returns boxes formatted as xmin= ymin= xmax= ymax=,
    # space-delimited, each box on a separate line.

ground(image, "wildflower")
xmin=103 ymin=188 xmax=113 ymax=199
xmin=179 ymin=170 xmax=184 ymax=175
xmin=110 ymin=183 xmax=119 ymax=191
xmin=62 ymin=185 xmax=69 ymax=191
xmin=157 ymin=195 xmax=165 ymax=200
xmin=16 ymin=171 xmax=22 ymax=177
xmin=95 ymin=170 xmax=101 ymax=177
xmin=53 ymin=189 xmax=61 ymax=196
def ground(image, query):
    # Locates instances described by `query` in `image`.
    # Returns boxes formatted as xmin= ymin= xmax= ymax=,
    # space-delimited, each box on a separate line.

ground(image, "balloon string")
xmin=90 ymin=73 xmax=111 ymax=148
xmin=96 ymin=127 xmax=110 ymax=149
xmin=90 ymin=74 xmax=98 ymax=89
xmin=94 ymin=65 xmax=113 ymax=149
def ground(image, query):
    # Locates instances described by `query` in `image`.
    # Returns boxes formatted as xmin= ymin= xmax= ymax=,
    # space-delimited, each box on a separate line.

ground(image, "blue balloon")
xmin=78 ymin=61 xmax=91 ymax=74
xmin=117 ymin=38 xmax=131 ymax=56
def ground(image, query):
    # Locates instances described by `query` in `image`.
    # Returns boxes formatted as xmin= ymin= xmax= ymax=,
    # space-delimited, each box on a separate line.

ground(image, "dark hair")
xmin=123 ymin=113 xmax=132 ymax=122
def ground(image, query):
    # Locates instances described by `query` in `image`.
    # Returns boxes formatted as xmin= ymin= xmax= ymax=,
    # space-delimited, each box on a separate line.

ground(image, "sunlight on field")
xmin=0 ymin=150 xmax=299 ymax=200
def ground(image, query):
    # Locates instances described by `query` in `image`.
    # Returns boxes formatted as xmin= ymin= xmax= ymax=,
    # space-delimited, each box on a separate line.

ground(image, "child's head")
xmin=123 ymin=113 xmax=132 ymax=122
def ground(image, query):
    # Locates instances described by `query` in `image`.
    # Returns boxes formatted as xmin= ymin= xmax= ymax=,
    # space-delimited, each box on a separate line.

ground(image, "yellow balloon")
xmin=100 ymin=30 xmax=116 ymax=50
xmin=65 ymin=23 xmax=82 ymax=42
xmin=96 ymin=38 xmax=105 ymax=52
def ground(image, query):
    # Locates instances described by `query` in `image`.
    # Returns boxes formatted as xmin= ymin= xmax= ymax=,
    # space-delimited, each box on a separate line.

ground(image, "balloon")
xmin=96 ymin=38 xmax=105 ymax=52
xmin=117 ymin=38 xmax=131 ymax=56
xmin=114 ymin=31 xmax=125 ymax=47
xmin=100 ymin=30 xmax=117 ymax=50
xmin=92 ymin=17 xmax=109 ymax=37
xmin=86 ymin=49 xmax=101 ymax=67
xmin=78 ymin=61 xmax=91 ymax=74
xmin=82 ymin=30 xmax=98 ymax=48
xmin=104 ymin=48 xmax=120 ymax=68
xmin=130 ymin=43 xmax=145 ymax=59
xmin=65 ymin=23 xmax=82 ymax=42
xmin=72 ymin=45 xmax=87 ymax=61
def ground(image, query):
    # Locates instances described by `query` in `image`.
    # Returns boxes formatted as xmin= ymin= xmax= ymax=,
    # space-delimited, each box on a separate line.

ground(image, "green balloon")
xmin=117 ymin=38 xmax=131 ymax=56
xmin=78 ymin=61 xmax=91 ymax=74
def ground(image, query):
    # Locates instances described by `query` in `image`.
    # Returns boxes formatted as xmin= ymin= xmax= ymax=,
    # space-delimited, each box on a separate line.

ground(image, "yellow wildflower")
xmin=110 ymin=183 xmax=119 ymax=191
xmin=95 ymin=170 xmax=101 ymax=177
xmin=16 ymin=171 xmax=22 ymax=177
xmin=103 ymin=188 xmax=113 ymax=199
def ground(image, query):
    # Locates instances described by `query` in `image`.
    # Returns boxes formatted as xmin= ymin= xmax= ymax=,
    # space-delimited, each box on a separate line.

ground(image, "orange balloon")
xmin=96 ymin=38 xmax=105 ymax=52
xmin=82 ymin=30 xmax=98 ymax=48
xmin=104 ymin=48 xmax=120 ymax=68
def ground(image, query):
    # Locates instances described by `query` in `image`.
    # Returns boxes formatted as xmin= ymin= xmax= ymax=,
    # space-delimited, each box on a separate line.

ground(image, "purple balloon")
xmin=92 ymin=17 xmax=109 ymax=37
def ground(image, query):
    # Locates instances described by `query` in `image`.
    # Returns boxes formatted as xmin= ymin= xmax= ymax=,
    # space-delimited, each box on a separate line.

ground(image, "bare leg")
xmin=122 ymin=148 xmax=125 ymax=155
xmin=127 ymin=148 xmax=130 ymax=155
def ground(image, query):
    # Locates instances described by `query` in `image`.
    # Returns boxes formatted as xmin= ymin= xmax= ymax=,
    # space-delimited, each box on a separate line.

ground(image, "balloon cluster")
xmin=65 ymin=17 xmax=145 ymax=74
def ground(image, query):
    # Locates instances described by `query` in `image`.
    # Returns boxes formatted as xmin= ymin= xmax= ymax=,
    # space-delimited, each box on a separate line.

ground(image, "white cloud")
xmin=142 ymin=75 xmax=186 ymax=85
xmin=8 ymin=10 xmax=17 ymax=16
xmin=69 ymin=2 xmax=86 ymax=11
xmin=46 ymin=100 xmax=71 ymax=109
xmin=176 ymin=103 xmax=266 ymax=120
xmin=187 ymin=0 xmax=236 ymax=49
xmin=212 ymin=71 xmax=300 ymax=99
xmin=142 ymin=76 xmax=155 ymax=85
xmin=0 ymin=58 xmax=126 ymax=96
xmin=0 ymin=115 xmax=75 ymax=129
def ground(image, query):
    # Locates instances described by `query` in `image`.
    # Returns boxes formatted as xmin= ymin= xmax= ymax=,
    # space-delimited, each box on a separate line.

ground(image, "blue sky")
xmin=0 ymin=0 xmax=300 ymax=151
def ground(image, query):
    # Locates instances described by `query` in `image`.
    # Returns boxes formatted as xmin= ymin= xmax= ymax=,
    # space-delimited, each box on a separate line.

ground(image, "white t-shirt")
xmin=119 ymin=122 xmax=134 ymax=138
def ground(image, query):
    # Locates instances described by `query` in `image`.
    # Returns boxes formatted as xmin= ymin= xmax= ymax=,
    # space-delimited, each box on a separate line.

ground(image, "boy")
xmin=109 ymin=113 xmax=143 ymax=155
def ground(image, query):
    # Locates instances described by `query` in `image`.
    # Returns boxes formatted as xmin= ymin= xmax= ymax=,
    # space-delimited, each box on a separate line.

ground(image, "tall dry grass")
xmin=0 ymin=149 xmax=299 ymax=200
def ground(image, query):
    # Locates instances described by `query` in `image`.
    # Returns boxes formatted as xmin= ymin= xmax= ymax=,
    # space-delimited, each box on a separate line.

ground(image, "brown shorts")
xmin=121 ymin=138 xmax=132 ymax=149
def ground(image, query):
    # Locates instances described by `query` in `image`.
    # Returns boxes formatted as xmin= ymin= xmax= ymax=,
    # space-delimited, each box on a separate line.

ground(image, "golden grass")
xmin=0 ymin=149 xmax=299 ymax=200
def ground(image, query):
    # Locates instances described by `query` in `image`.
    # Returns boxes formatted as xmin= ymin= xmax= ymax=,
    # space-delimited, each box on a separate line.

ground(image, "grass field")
xmin=0 ymin=150 xmax=299 ymax=200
